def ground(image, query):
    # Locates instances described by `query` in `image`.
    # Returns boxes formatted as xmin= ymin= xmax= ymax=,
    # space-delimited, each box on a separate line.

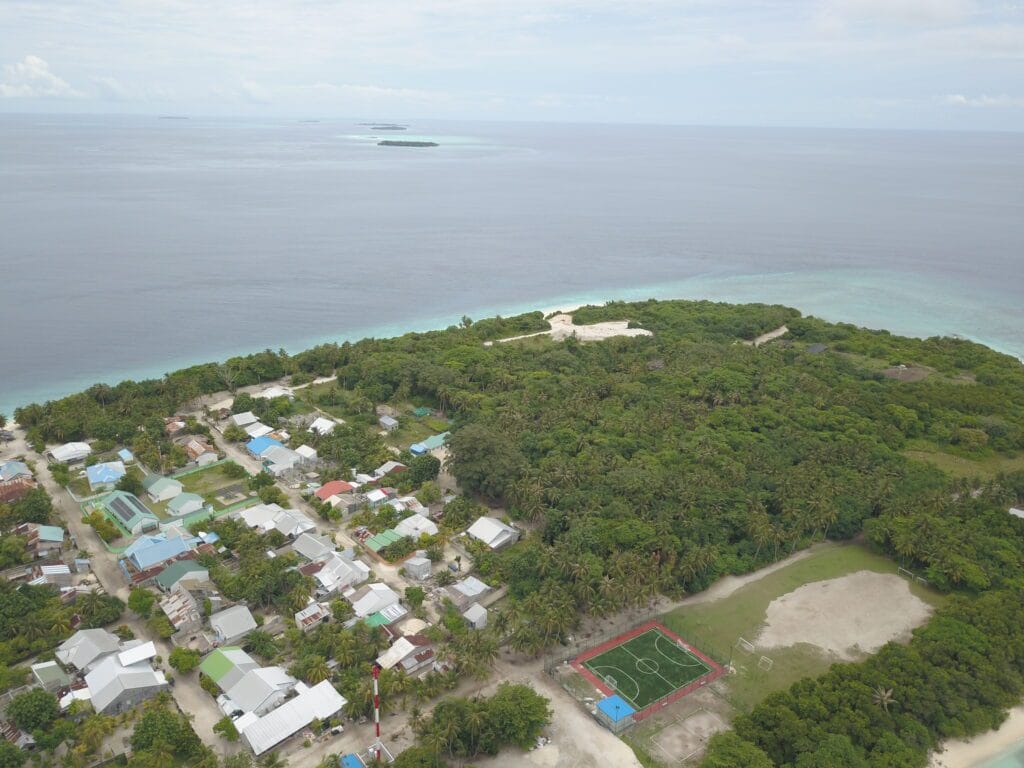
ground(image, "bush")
xmin=214 ymin=716 xmax=239 ymax=741
xmin=128 ymin=588 xmax=156 ymax=619
xmin=7 ymin=689 xmax=60 ymax=732
xmin=168 ymin=647 xmax=201 ymax=673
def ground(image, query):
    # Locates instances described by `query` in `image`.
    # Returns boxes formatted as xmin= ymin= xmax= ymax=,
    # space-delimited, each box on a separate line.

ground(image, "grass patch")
xmin=178 ymin=463 xmax=251 ymax=509
xmin=581 ymin=628 xmax=712 ymax=710
xmin=662 ymin=543 xmax=945 ymax=712
xmin=903 ymin=442 xmax=1024 ymax=480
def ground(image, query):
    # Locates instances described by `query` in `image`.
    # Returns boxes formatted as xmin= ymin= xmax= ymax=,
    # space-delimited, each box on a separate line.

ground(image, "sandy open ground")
xmin=756 ymin=571 xmax=933 ymax=660
xmin=484 ymin=311 xmax=653 ymax=346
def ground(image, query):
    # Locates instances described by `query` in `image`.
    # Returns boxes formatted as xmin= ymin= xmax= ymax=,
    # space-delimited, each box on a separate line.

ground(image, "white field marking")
xmin=620 ymin=638 xmax=679 ymax=694
xmin=654 ymin=633 xmax=711 ymax=671
xmin=588 ymin=665 xmax=641 ymax=707
xmin=635 ymin=658 xmax=660 ymax=675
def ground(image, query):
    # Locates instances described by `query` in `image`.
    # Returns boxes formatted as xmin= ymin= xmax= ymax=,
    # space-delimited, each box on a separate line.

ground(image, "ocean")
xmin=1 ymin=115 xmax=1023 ymax=419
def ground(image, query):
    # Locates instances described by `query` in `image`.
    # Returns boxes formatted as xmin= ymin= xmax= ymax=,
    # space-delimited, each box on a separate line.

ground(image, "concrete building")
xmin=210 ymin=605 xmax=257 ymax=645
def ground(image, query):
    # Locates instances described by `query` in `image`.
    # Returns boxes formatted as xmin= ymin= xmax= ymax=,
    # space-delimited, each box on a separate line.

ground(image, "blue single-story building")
xmin=120 ymin=533 xmax=199 ymax=573
xmin=118 ymin=448 xmax=134 ymax=463
xmin=86 ymin=461 xmax=127 ymax=491
xmin=246 ymin=436 xmax=284 ymax=457
xmin=596 ymin=694 xmax=635 ymax=733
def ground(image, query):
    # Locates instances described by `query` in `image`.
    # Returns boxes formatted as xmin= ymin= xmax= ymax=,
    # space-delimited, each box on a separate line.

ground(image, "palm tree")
xmin=872 ymin=685 xmax=896 ymax=714
xmin=259 ymin=752 xmax=287 ymax=768
xmin=305 ymin=656 xmax=331 ymax=684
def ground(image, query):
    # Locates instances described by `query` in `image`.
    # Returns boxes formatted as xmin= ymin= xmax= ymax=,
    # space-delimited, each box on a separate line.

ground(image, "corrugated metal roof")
xmin=241 ymin=681 xmax=345 ymax=755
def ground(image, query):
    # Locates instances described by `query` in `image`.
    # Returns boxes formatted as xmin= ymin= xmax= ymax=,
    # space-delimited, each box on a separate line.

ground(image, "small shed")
xmin=404 ymin=556 xmax=431 ymax=581
xmin=463 ymin=602 xmax=488 ymax=630
xmin=596 ymin=694 xmax=636 ymax=733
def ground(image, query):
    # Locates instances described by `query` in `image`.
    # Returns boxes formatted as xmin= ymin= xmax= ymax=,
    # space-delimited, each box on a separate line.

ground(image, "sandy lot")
xmin=484 ymin=312 xmax=652 ymax=346
xmin=756 ymin=571 xmax=933 ymax=660
xmin=472 ymin=669 xmax=643 ymax=768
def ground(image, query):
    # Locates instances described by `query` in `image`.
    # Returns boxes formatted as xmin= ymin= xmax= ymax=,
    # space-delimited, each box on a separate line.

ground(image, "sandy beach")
xmin=930 ymin=707 xmax=1024 ymax=768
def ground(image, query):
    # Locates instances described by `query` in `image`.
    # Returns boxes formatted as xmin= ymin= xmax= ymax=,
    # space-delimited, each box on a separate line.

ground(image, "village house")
xmin=167 ymin=492 xmax=205 ymax=517
xmin=142 ymin=474 xmax=183 ymax=503
xmin=466 ymin=516 xmax=519 ymax=550
xmin=375 ymin=634 xmax=435 ymax=676
xmin=159 ymin=586 xmax=203 ymax=633
xmin=85 ymin=642 xmax=168 ymax=714
xmin=55 ymin=629 xmax=123 ymax=672
xmin=50 ymin=442 xmax=92 ymax=464
xmin=85 ymin=461 xmax=126 ymax=492
xmin=99 ymin=491 xmax=159 ymax=535
xmin=236 ymin=680 xmax=346 ymax=756
xmin=210 ymin=605 xmax=258 ymax=645
xmin=0 ymin=475 xmax=37 ymax=504
xmin=294 ymin=602 xmax=330 ymax=632
xmin=12 ymin=523 xmax=65 ymax=559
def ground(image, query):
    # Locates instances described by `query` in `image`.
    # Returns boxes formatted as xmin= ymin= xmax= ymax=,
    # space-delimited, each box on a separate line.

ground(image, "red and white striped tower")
xmin=372 ymin=663 xmax=382 ymax=740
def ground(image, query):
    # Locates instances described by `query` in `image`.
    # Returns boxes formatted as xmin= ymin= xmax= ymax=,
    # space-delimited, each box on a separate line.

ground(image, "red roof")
xmin=0 ymin=477 xmax=36 ymax=503
xmin=315 ymin=480 xmax=354 ymax=501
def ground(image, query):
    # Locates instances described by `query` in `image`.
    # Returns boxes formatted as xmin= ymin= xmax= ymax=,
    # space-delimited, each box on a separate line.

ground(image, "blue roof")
xmin=0 ymin=460 xmax=31 ymax=482
xmin=340 ymin=757 xmax=364 ymax=768
xmin=246 ymin=436 xmax=284 ymax=456
xmin=122 ymin=533 xmax=199 ymax=571
xmin=597 ymin=695 xmax=635 ymax=722
xmin=86 ymin=461 xmax=126 ymax=486
xmin=118 ymin=448 xmax=134 ymax=462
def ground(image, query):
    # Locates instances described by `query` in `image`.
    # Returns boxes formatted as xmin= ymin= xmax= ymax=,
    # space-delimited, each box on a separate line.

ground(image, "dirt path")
xmin=744 ymin=324 xmax=789 ymax=347
xmin=484 ymin=313 xmax=653 ymax=346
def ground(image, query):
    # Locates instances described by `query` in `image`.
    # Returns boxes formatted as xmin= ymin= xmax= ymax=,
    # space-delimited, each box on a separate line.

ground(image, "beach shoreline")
xmin=4 ymin=276 xmax=1024 ymax=419
xmin=930 ymin=707 xmax=1024 ymax=768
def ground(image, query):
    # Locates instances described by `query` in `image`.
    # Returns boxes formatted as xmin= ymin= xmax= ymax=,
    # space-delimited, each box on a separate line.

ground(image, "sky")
xmin=0 ymin=0 xmax=1022 ymax=129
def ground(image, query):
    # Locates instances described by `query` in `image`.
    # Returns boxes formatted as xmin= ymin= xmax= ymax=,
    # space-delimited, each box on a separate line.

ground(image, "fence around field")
xmin=546 ymin=610 xmax=730 ymax=731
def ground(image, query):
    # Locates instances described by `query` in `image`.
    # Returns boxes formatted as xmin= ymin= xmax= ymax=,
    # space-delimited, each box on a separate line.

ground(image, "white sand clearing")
xmin=756 ymin=571 xmax=933 ymax=660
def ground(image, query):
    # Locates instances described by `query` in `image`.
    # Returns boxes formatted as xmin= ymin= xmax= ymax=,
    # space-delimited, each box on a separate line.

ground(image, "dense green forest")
xmin=12 ymin=299 xmax=1024 ymax=765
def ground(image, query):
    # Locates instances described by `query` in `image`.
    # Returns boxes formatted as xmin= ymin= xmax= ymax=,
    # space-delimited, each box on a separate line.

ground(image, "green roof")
xmin=413 ymin=407 xmax=432 ymax=417
xmin=101 ymin=491 xmax=158 ymax=530
xmin=36 ymin=525 xmax=65 ymax=542
xmin=199 ymin=647 xmax=243 ymax=683
xmin=364 ymin=612 xmax=390 ymax=628
xmin=167 ymin=492 xmax=204 ymax=513
xmin=366 ymin=529 xmax=403 ymax=552
xmin=143 ymin=476 xmax=181 ymax=494
xmin=420 ymin=432 xmax=450 ymax=451
xmin=155 ymin=559 xmax=205 ymax=590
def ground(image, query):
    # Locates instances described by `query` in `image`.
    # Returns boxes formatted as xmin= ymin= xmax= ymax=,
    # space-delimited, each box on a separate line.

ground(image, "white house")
xmin=463 ymin=603 xmax=488 ymax=630
xmin=224 ymin=666 xmax=297 ymax=715
xmin=210 ymin=605 xmax=257 ymax=645
xmin=56 ymin=629 xmax=121 ymax=672
xmin=85 ymin=652 xmax=168 ymax=715
xmin=312 ymin=551 xmax=369 ymax=596
xmin=143 ymin=475 xmax=183 ymax=503
xmin=51 ymin=442 xmax=92 ymax=463
xmin=230 ymin=411 xmax=259 ymax=427
xmin=237 ymin=680 xmax=345 ymax=756
xmin=375 ymin=635 xmax=434 ymax=676
xmin=394 ymin=515 xmax=439 ymax=540
xmin=349 ymin=583 xmax=400 ymax=618
xmin=237 ymin=503 xmax=316 ymax=539
xmin=309 ymin=417 xmax=337 ymax=436
xmin=467 ymin=516 xmax=519 ymax=550
xmin=295 ymin=445 xmax=318 ymax=463
xmin=245 ymin=422 xmax=274 ymax=439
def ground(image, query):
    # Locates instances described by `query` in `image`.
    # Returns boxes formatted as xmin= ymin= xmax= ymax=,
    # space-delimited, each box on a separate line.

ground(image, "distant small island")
xmin=378 ymin=140 xmax=438 ymax=148
xmin=371 ymin=125 xmax=406 ymax=131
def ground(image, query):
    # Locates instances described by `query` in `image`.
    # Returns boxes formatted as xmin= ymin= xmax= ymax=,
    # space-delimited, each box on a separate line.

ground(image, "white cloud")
xmin=943 ymin=93 xmax=1024 ymax=107
xmin=0 ymin=55 xmax=83 ymax=98
xmin=820 ymin=0 xmax=976 ymax=28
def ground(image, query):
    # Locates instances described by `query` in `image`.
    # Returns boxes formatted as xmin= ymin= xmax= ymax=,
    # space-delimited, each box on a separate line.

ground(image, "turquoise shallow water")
xmin=980 ymin=744 xmax=1024 ymax=768
xmin=2 ymin=116 xmax=1022 ymax=416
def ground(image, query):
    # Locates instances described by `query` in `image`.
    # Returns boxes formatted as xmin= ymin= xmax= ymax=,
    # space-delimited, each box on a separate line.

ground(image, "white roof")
xmin=245 ymin=422 xmax=274 ymax=439
xmin=51 ymin=442 xmax=92 ymax=462
xmin=467 ymin=516 xmax=518 ymax=549
xmin=225 ymin=666 xmax=296 ymax=713
xmin=292 ymin=532 xmax=334 ymax=561
xmin=452 ymin=576 xmax=490 ymax=598
xmin=464 ymin=603 xmax=488 ymax=622
xmin=315 ymin=552 xmax=369 ymax=593
xmin=395 ymin=515 xmax=439 ymax=539
xmin=295 ymin=445 xmax=317 ymax=460
xmin=210 ymin=605 xmax=257 ymax=641
xmin=295 ymin=602 xmax=329 ymax=625
xmin=309 ymin=417 xmax=337 ymax=435
xmin=85 ymin=655 xmax=166 ymax=714
xmin=240 ymin=680 xmax=346 ymax=755
xmin=1010 ymin=507 xmax=1024 ymax=519
xmin=376 ymin=637 xmax=417 ymax=670
xmin=351 ymin=583 xmax=400 ymax=618
xmin=365 ymin=488 xmax=388 ymax=503
xmin=56 ymin=629 xmax=120 ymax=671
xmin=374 ymin=461 xmax=405 ymax=477
xmin=261 ymin=445 xmax=301 ymax=467
xmin=238 ymin=503 xmax=315 ymax=538
xmin=254 ymin=386 xmax=293 ymax=400
xmin=117 ymin=640 xmax=157 ymax=666
xmin=231 ymin=411 xmax=258 ymax=426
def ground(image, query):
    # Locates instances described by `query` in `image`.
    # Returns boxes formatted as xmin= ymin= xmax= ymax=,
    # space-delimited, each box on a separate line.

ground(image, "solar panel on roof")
xmin=110 ymin=496 xmax=137 ymax=524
